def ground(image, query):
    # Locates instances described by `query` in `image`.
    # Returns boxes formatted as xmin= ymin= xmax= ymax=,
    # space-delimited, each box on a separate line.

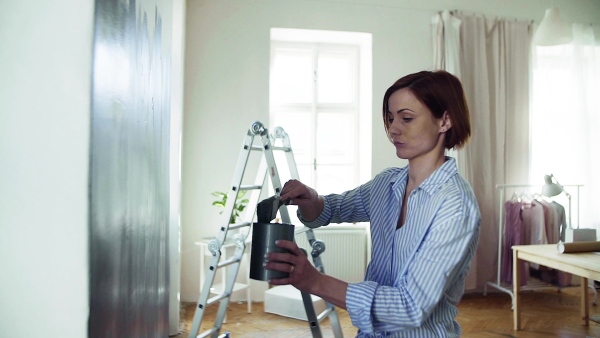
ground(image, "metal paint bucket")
xmin=250 ymin=222 xmax=295 ymax=281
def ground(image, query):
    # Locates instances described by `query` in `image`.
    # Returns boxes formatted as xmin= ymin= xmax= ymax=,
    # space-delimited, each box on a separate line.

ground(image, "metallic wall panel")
xmin=89 ymin=0 xmax=172 ymax=336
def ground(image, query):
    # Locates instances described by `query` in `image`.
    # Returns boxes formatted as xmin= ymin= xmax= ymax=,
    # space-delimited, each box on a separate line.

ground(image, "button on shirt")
xmin=300 ymin=157 xmax=481 ymax=337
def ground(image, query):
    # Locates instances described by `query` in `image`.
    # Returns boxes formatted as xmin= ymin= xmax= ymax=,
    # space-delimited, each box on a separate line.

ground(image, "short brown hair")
xmin=382 ymin=70 xmax=471 ymax=149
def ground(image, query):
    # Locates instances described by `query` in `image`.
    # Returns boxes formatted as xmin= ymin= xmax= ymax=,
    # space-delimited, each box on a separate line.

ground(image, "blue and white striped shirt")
xmin=300 ymin=157 xmax=481 ymax=337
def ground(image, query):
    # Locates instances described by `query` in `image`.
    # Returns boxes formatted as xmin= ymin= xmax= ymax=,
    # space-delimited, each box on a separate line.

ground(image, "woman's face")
xmin=386 ymin=88 xmax=447 ymax=161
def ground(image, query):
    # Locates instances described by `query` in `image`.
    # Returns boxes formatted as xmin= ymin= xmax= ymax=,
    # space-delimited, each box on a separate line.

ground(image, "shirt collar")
xmin=390 ymin=157 xmax=458 ymax=195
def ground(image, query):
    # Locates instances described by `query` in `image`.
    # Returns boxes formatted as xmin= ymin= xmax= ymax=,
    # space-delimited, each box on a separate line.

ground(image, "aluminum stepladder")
xmin=188 ymin=121 xmax=343 ymax=338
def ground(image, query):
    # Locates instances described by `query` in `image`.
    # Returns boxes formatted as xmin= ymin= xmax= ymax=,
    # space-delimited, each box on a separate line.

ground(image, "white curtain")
xmin=530 ymin=24 xmax=600 ymax=232
xmin=432 ymin=11 xmax=533 ymax=291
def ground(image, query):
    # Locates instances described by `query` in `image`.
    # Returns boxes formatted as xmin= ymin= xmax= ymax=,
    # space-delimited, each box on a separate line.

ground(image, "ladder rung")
xmin=197 ymin=327 xmax=218 ymax=338
xmin=295 ymin=226 xmax=310 ymax=235
xmin=272 ymin=146 xmax=292 ymax=152
xmin=316 ymin=307 xmax=334 ymax=322
xmin=228 ymin=221 xmax=251 ymax=230
xmin=217 ymin=256 xmax=241 ymax=268
xmin=251 ymin=145 xmax=291 ymax=152
xmin=239 ymin=184 xmax=262 ymax=191
xmin=206 ymin=293 xmax=229 ymax=306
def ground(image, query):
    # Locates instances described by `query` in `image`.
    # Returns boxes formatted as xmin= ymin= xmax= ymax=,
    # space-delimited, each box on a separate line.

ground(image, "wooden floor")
xmin=178 ymin=286 xmax=600 ymax=337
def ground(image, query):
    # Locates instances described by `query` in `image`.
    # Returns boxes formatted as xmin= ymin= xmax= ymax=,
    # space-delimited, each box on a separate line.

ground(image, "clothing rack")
xmin=484 ymin=183 xmax=583 ymax=308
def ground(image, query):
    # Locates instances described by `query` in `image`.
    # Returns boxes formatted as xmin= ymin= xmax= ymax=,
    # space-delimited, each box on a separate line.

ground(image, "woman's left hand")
xmin=264 ymin=239 xmax=321 ymax=294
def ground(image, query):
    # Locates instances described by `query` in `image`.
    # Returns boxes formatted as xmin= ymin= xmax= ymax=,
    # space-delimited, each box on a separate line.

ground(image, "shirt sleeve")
xmin=298 ymin=180 xmax=372 ymax=228
xmin=346 ymin=195 xmax=480 ymax=333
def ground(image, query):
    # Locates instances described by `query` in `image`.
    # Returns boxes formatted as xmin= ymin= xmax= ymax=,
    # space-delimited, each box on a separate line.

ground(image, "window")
xmin=530 ymin=31 xmax=600 ymax=230
xmin=269 ymin=28 xmax=372 ymax=226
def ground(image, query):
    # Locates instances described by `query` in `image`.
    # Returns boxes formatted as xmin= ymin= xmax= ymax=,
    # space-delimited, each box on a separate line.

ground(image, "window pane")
xmin=530 ymin=43 xmax=600 ymax=230
xmin=270 ymin=48 xmax=313 ymax=104
xmin=317 ymin=51 xmax=354 ymax=104
xmin=271 ymin=155 xmax=314 ymax=187
xmin=296 ymin=164 xmax=314 ymax=188
xmin=271 ymin=112 xmax=312 ymax=165
xmin=316 ymin=164 xmax=355 ymax=194
xmin=316 ymin=112 xmax=355 ymax=164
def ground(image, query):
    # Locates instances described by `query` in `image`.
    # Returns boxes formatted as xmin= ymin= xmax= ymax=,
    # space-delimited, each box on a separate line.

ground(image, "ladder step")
xmin=250 ymin=145 xmax=291 ymax=152
xmin=197 ymin=327 xmax=218 ymax=338
xmin=206 ymin=293 xmax=229 ymax=306
xmin=228 ymin=221 xmax=251 ymax=230
xmin=295 ymin=226 xmax=310 ymax=235
xmin=317 ymin=307 xmax=334 ymax=322
xmin=272 ymin=146 xmax=292 ymax=152
xmin=217 ymin=256 xmax=241 ymax=269
xmin=239 ymin=184 xmax=262 ymax=191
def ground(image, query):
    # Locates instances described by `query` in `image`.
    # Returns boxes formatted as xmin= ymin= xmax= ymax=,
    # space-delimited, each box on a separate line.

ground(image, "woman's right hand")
xmin=280 ymin=179 xmax=324 ymax=221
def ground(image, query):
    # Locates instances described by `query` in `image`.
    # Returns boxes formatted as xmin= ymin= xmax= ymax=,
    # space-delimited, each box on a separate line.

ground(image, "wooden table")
xmin=512 ymin=244 xmax=600 ymax=330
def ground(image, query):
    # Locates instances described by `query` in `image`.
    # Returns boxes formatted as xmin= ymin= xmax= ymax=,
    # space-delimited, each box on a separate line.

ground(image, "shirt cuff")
xmin=347 ymin=281 xmax=378 ymax=335
xmin=297 ymin=195 xmax=332 ymax=228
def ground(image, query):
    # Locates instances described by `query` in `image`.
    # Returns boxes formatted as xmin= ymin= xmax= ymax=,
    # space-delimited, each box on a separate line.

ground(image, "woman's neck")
xmin=407 ymin=152 xmax=446 ymax=189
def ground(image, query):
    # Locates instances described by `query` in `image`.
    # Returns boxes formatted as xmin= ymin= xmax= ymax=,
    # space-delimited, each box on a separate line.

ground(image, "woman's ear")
xmin=440 ymin=111 xmax=452 ymax=132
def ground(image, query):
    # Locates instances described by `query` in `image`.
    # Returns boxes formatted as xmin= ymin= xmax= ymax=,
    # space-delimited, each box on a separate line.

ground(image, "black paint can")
xmin=250 ymin=222 xmax=295 ymax=281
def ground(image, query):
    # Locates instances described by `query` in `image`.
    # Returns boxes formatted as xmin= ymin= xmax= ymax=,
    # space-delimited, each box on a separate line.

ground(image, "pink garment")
xmin=539 ymin=200 xmax=558 ymax=244
xmin=521 ymin=201 xmax=546 ymax=272
xmin=501 ymin=201 xmax=528 ymax=286
xmin=523 ymin=200 xmax=547 ymax=246
xmin=501 ymin=201 xmax=520 ymax=284
xmin=530 ymin=200 xmax=572 ymax=287
xmin=500 ymin=199 xmax=571 ymax=287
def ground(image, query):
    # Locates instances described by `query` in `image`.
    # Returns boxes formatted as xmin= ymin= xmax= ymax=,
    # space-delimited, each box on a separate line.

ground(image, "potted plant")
xmin=211 ymin=190 xmax=249 ymax=223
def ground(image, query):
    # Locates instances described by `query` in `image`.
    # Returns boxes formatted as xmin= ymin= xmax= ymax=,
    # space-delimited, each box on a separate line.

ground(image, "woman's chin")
xmin=395 ymin=150 xmax=409 ymax=160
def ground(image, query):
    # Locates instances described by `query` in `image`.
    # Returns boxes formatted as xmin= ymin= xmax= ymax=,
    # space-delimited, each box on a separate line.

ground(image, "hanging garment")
xmin=552 ymin=201 xmax=567 ymax=242
xmin=521 ymin=200 xmax=546 ymax=272
xmin=539 ymin=199 xmax=559 ymax=244
xmin=501 ymin=200 xmax=530 ymax=285
xmin=501 ymin=201 xmax=521 ymax=284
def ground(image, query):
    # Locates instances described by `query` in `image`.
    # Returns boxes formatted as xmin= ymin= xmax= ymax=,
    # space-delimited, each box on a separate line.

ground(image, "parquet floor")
xmin=178 ymin=286 xmax=600 ymax=337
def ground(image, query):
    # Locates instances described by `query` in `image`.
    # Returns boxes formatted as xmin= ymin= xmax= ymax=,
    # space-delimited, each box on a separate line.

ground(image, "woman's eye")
xmin=402 ymin=117 xmax=413 ymax=122
xmin=387 ymin=115 xmax=394 ymax=123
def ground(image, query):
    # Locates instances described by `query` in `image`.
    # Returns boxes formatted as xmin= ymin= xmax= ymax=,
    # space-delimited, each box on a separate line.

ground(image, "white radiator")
xmin=295 ymin=225 xmax=368 ymax=283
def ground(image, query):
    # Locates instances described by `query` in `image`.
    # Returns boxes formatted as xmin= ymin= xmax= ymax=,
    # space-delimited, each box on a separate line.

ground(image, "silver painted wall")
xmin=89 ymin=0 xmax=172 ymax=336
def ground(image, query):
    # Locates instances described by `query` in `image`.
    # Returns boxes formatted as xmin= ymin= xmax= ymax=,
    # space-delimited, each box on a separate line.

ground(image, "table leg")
xmin=581 ymin=277 xmax=589 ymax=326
xmin=513 ymin=249 xmax=521 ymax=331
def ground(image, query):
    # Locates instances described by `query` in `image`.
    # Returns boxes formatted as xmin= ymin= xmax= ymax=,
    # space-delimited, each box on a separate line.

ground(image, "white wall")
xmin=0 ymin=1 xmax=94 ymax=337
xmin=0 ymin=0 xmax=187 ymax=336
xmin=182 ymin=0 xmax=600 ymax=302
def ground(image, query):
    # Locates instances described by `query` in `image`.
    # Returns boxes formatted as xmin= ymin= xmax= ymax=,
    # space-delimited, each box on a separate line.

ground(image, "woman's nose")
xmin=389 ymin=121 xmax=401 ymax=135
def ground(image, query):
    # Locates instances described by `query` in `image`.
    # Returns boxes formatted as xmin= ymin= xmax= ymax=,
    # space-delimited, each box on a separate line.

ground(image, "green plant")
xmin=211 ymin=191 xmax=249 ymax=223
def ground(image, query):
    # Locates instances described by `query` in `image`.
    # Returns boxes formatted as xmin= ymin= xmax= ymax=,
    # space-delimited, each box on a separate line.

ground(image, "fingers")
xmin=264 ymin=241 xmax=320 ymax=292
xmin=266 ymin=240 xmax=303 ymax=263
xmin=275 ymin=239 xmax=302 ymax=253
xmin=264 ymin=261 xmax=293 ymax=274
xmin=268 ymin=275 xmax=290 ymax=285
xmin=279 ymin=180 xmax=302 ymax=203
xmin=264 ymin=240 xmax=304 ymax=278
xmin=280 ymin=180 xmax=317 ymax=206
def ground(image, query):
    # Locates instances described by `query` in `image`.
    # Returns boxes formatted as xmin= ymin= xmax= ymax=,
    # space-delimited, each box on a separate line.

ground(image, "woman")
xmin=265 ymin=70 xmax=481 ymax=337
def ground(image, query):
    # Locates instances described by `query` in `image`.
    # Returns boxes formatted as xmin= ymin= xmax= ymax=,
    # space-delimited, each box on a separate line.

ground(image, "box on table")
xmin=264 ymin=285 xmax=326 ymax=321
xmin=565 ymin=228 xmax=597 ymax=243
